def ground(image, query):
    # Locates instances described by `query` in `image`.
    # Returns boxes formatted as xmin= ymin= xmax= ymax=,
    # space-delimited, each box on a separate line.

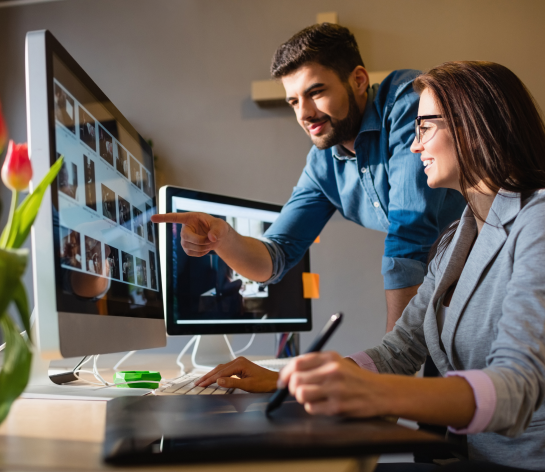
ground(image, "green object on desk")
xmin=113 ymin=371 xmax=161 ymax=389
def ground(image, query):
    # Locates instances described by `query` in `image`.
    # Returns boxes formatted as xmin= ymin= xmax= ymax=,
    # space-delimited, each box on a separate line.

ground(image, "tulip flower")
xmin=1 ymin=140 xmax=32 ymax=192
xmin=0 ymin=101 xmax=7 ymax=154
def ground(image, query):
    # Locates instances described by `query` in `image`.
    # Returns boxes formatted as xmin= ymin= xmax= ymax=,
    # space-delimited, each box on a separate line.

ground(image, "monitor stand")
xmin=22 ymin=319 xmax=152 ymax=400
xmin=190 ymin=335 xmax=236 ymax=373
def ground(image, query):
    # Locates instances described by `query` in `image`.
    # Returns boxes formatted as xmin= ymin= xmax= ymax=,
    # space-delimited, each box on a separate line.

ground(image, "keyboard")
xmin=155 ymin=373 xmax=235 ymax=395
xmin=154 ymin=358 xmax=294 ymax=395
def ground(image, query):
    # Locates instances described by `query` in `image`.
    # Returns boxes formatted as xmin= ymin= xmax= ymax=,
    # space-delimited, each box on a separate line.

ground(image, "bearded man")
xmin=152 ymin=23 xmax=465 ymax=330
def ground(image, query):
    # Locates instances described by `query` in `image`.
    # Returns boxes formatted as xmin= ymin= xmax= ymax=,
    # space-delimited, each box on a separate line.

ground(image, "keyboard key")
xmin=212 ymin=387 xmax=230 ymax=395
xmin=185 ymin=386 xmax=205 ymax=395
xmin=199 ymin=387 xmax=217 ymax=395
xmin=161 ymin=377 xmax=197 ymax=393
xmin=172 ymin=382 xmax=200 ymax=395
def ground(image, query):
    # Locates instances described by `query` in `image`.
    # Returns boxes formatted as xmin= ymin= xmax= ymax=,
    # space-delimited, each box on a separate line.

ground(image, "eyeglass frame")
xmin=414 ymin=115 xmax=443 ymax=143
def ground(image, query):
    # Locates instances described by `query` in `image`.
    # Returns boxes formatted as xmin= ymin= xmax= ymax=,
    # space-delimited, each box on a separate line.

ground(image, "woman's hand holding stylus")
xmin=278 ymin=351 xmax=392 ymax=417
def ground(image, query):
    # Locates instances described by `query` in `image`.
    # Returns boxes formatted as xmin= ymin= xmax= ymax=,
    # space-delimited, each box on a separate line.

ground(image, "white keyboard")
xmin=254 ymin=357 xmax=293 ymax=372
xmin=154 ymin=358 xmax=293 ymax=395
xmin=155 ymin=373 xmax=234 ymax=395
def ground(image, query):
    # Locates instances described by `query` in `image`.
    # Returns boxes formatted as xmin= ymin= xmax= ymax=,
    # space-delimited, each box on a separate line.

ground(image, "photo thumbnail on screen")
xmin=98 ymin=125 xmax=114 ymax=167
xmin=118 ymin=195 xmax=132 ymax=231
xmin=79 ymin=106 xmax=96 ymax=152
xmin=58 ymin=154 xmax=78 ymax=200
xmin=105 ymin=244 xmax=120 ymax=280
xmin=54 ymin=83 xmax=75 ymax=133
xmin=142 ymin=168 xmax=153 ymax=198
xmin=83 ymin=154 xmax=97 ymax=211
xmin=130 ymin=156 xmax=141 ymax=190
xmin=116 ymin=143 xmax=129 ymax=179
xmin=85 ymin=236 xmax=103 ymax=275
xmin=60 ymin=226 xmax=82 ymax=269
xmin=122 ymin=251 xmax=134 ymax=284
xmin=145 ymin=203 xmax=154 ymax=244
xmin=101 ymin=184 xmax=117 ymax=223
xmin=136 ymin=257 xmax=147 ymax=287
xmin=132 ymin=206 xmax=144 ymax=238
xmin=149 ymin=250 xmax=157 ymax=290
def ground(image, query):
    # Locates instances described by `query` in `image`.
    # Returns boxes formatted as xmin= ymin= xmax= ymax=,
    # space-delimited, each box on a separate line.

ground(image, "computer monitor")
xmin=159 ymin=186 xmax=312 ymax=368
xmin=25 ymin=30 xmax=166 ymax=394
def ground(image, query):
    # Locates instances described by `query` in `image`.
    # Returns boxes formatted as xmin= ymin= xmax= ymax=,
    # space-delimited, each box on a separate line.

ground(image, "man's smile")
xmin=306 ymin=119 xmax=329 ymax=135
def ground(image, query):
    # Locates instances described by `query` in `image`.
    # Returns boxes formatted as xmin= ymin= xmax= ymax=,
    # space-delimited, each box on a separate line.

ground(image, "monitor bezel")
xmin=27 ymin=30 xmax=166 ymax=358
xmin=161 ymin=185 xmax=313 ymax=336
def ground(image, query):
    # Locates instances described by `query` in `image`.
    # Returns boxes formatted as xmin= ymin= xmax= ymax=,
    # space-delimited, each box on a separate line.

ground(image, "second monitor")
xmin=159 ymin=186 xmax=312 ymax=366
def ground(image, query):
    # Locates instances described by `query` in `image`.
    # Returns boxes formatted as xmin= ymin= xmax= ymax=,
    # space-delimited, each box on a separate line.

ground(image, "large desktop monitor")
xmin=159 ymin=186 xmax=312 ymax=367
xmin=26 ymin=30 xmax=166 ymax=391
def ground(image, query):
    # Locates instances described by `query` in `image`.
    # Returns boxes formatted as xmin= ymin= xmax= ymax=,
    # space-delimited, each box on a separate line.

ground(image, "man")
xmin=152 ymin=24 xmax=465 ymax=330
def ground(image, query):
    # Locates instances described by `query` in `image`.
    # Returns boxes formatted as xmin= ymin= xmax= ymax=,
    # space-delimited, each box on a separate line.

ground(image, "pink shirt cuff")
xmin=446 ymin=370 xmax=496 ymax=434
xmin=346 ymin=351 xmax=379 ymax=373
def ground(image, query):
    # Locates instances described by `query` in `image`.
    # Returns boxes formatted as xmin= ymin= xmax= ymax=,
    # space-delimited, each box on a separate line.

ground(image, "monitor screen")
xmin=49 ymin=41 xmax=162 ymax=319
xmin=161 ymin=187 xmax=312 ymax=335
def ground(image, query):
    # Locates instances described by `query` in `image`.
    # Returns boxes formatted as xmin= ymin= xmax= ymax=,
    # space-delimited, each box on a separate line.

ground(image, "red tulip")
xmin=0 ymin=101 xmax=7 ymax=154
xmin=1 ymin=140 xmax=32 ymax=191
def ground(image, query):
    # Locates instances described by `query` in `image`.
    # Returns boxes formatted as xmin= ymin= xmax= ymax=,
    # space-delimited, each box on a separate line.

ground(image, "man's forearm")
xmin=215 ymin=228 xmax=274 ymax=282
xmin=385 ymin=284 xmax=421 ymax=332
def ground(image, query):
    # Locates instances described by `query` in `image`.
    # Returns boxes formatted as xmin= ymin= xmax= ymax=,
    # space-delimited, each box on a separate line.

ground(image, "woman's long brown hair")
xmin=414 ymin=61 xmax=545 ymax=264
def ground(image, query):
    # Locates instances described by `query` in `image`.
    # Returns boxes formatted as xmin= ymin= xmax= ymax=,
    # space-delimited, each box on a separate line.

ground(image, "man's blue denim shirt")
xmin=262 ymin=70 xmax=466 ymax=290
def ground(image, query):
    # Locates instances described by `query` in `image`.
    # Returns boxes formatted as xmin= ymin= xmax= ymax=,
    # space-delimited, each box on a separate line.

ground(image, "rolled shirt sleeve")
xmin=346 ymin=351 xmax=379 ymax=373
xmin=446 ymin=370 xmax=497 ymax=434
xmin=262 ymin=159 xmax=337 ymax=284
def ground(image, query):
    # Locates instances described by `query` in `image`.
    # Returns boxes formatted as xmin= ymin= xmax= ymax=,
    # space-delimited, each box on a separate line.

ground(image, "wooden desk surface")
xmin=0 ymin=354 xmax=373 ymax=472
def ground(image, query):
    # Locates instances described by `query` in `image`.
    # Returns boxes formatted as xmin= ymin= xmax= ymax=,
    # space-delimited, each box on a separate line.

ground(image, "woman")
xmin=196 ymin=61 xmax=545 ymax=470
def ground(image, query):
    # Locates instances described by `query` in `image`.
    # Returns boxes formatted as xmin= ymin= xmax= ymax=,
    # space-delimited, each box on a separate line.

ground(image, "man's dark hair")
xmin=271 ymin=23 xmax=364 ymax=81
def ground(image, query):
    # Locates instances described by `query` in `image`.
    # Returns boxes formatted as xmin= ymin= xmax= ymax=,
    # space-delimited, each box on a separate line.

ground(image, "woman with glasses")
xmin=197 ymin=61 xmax=545 ymax=470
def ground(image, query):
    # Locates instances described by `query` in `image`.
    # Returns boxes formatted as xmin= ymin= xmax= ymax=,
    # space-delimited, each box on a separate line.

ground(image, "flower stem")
xmin=0 ymin=190 xmax=19 ymax=249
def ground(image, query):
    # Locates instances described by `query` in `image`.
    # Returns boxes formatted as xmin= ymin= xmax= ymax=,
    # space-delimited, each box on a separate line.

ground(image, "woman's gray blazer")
xmin=364 ymin=191 xmax=545 ymax=470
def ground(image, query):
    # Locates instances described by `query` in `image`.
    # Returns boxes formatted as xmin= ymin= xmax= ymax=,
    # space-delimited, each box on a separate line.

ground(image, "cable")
xmin=223 ymin=334 xmax=237 ymax=359
xmin=233 ymin=333 xmax=256 ymax=355
xmin=176 ymin=336 xmax=198 ymax=376
xmin=73 ymin=355 xmax=167 ymax=390
xmin=232 ymin=314 xmax=267 ymax=356
xmin=113 ymin=350 xmax=136 ymax=371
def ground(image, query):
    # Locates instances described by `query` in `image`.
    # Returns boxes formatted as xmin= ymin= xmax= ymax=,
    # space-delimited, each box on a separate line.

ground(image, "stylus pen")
xmin=265 ymin=312 xmax=343 ymax=416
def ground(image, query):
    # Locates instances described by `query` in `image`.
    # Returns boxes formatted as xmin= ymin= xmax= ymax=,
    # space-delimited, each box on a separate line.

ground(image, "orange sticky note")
xmin=302 ymin=272 xmax=320 ymax=299
xmin=314 ymin=235 xmax=320 ymax=244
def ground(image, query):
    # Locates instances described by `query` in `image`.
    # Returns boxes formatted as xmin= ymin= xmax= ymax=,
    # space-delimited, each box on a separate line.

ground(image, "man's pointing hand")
xmin=151 ymin=212 xmax=230 ymax=257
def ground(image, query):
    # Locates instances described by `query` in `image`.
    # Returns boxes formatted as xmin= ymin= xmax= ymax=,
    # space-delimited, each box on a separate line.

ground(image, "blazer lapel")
xmin=424 ymin=211 xmax=476 ymax=373
xmin=441 ymin=192 xmax=521 ymax=369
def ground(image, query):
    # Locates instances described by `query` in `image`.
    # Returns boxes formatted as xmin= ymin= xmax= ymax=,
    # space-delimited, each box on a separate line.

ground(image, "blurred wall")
xmin=0 ymin=0 xmax=544 ymax=357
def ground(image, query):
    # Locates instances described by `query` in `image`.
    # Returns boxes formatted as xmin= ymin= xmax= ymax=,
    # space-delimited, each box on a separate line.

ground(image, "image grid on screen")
xmin=54 ymin=77 xmax=158 ymax=297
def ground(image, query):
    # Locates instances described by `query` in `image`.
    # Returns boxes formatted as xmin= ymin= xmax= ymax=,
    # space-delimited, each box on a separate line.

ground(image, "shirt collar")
xmin=332 ymin=85 xmax=381 ymax=161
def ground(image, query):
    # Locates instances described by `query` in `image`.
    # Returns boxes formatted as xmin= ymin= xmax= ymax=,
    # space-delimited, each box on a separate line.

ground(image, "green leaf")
xmin=6 ymin=156 xmax=63 ymax=249
xmin=0 ymin=191 xmax=19 ymax=250
xmin=0 ymin=248 xmax=28 ymax=317
xmin=0 ymin=314 xmax=32 ymax=424
xmin=12 ymin=280 xmax=31 ymax=342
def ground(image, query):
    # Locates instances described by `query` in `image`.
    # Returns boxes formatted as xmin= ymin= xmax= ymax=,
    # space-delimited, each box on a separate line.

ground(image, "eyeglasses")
xmin=415 ymin=115 xmax=442 ymax=143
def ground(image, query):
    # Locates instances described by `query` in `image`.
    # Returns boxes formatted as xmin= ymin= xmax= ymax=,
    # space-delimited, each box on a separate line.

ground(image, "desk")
xmin=0 ymin=353 xmax=428 ymax=472
xmin=0 ymin=399 xmax=369 ymax=472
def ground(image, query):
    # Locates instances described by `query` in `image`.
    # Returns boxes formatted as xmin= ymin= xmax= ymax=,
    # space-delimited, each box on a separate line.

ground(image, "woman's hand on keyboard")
xmin=194 ymin=357 xmax=279 ymax=393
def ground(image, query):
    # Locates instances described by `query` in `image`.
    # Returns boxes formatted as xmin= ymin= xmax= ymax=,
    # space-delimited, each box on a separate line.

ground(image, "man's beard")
xmin=310 ymin=86 xmax=363 ymax=150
